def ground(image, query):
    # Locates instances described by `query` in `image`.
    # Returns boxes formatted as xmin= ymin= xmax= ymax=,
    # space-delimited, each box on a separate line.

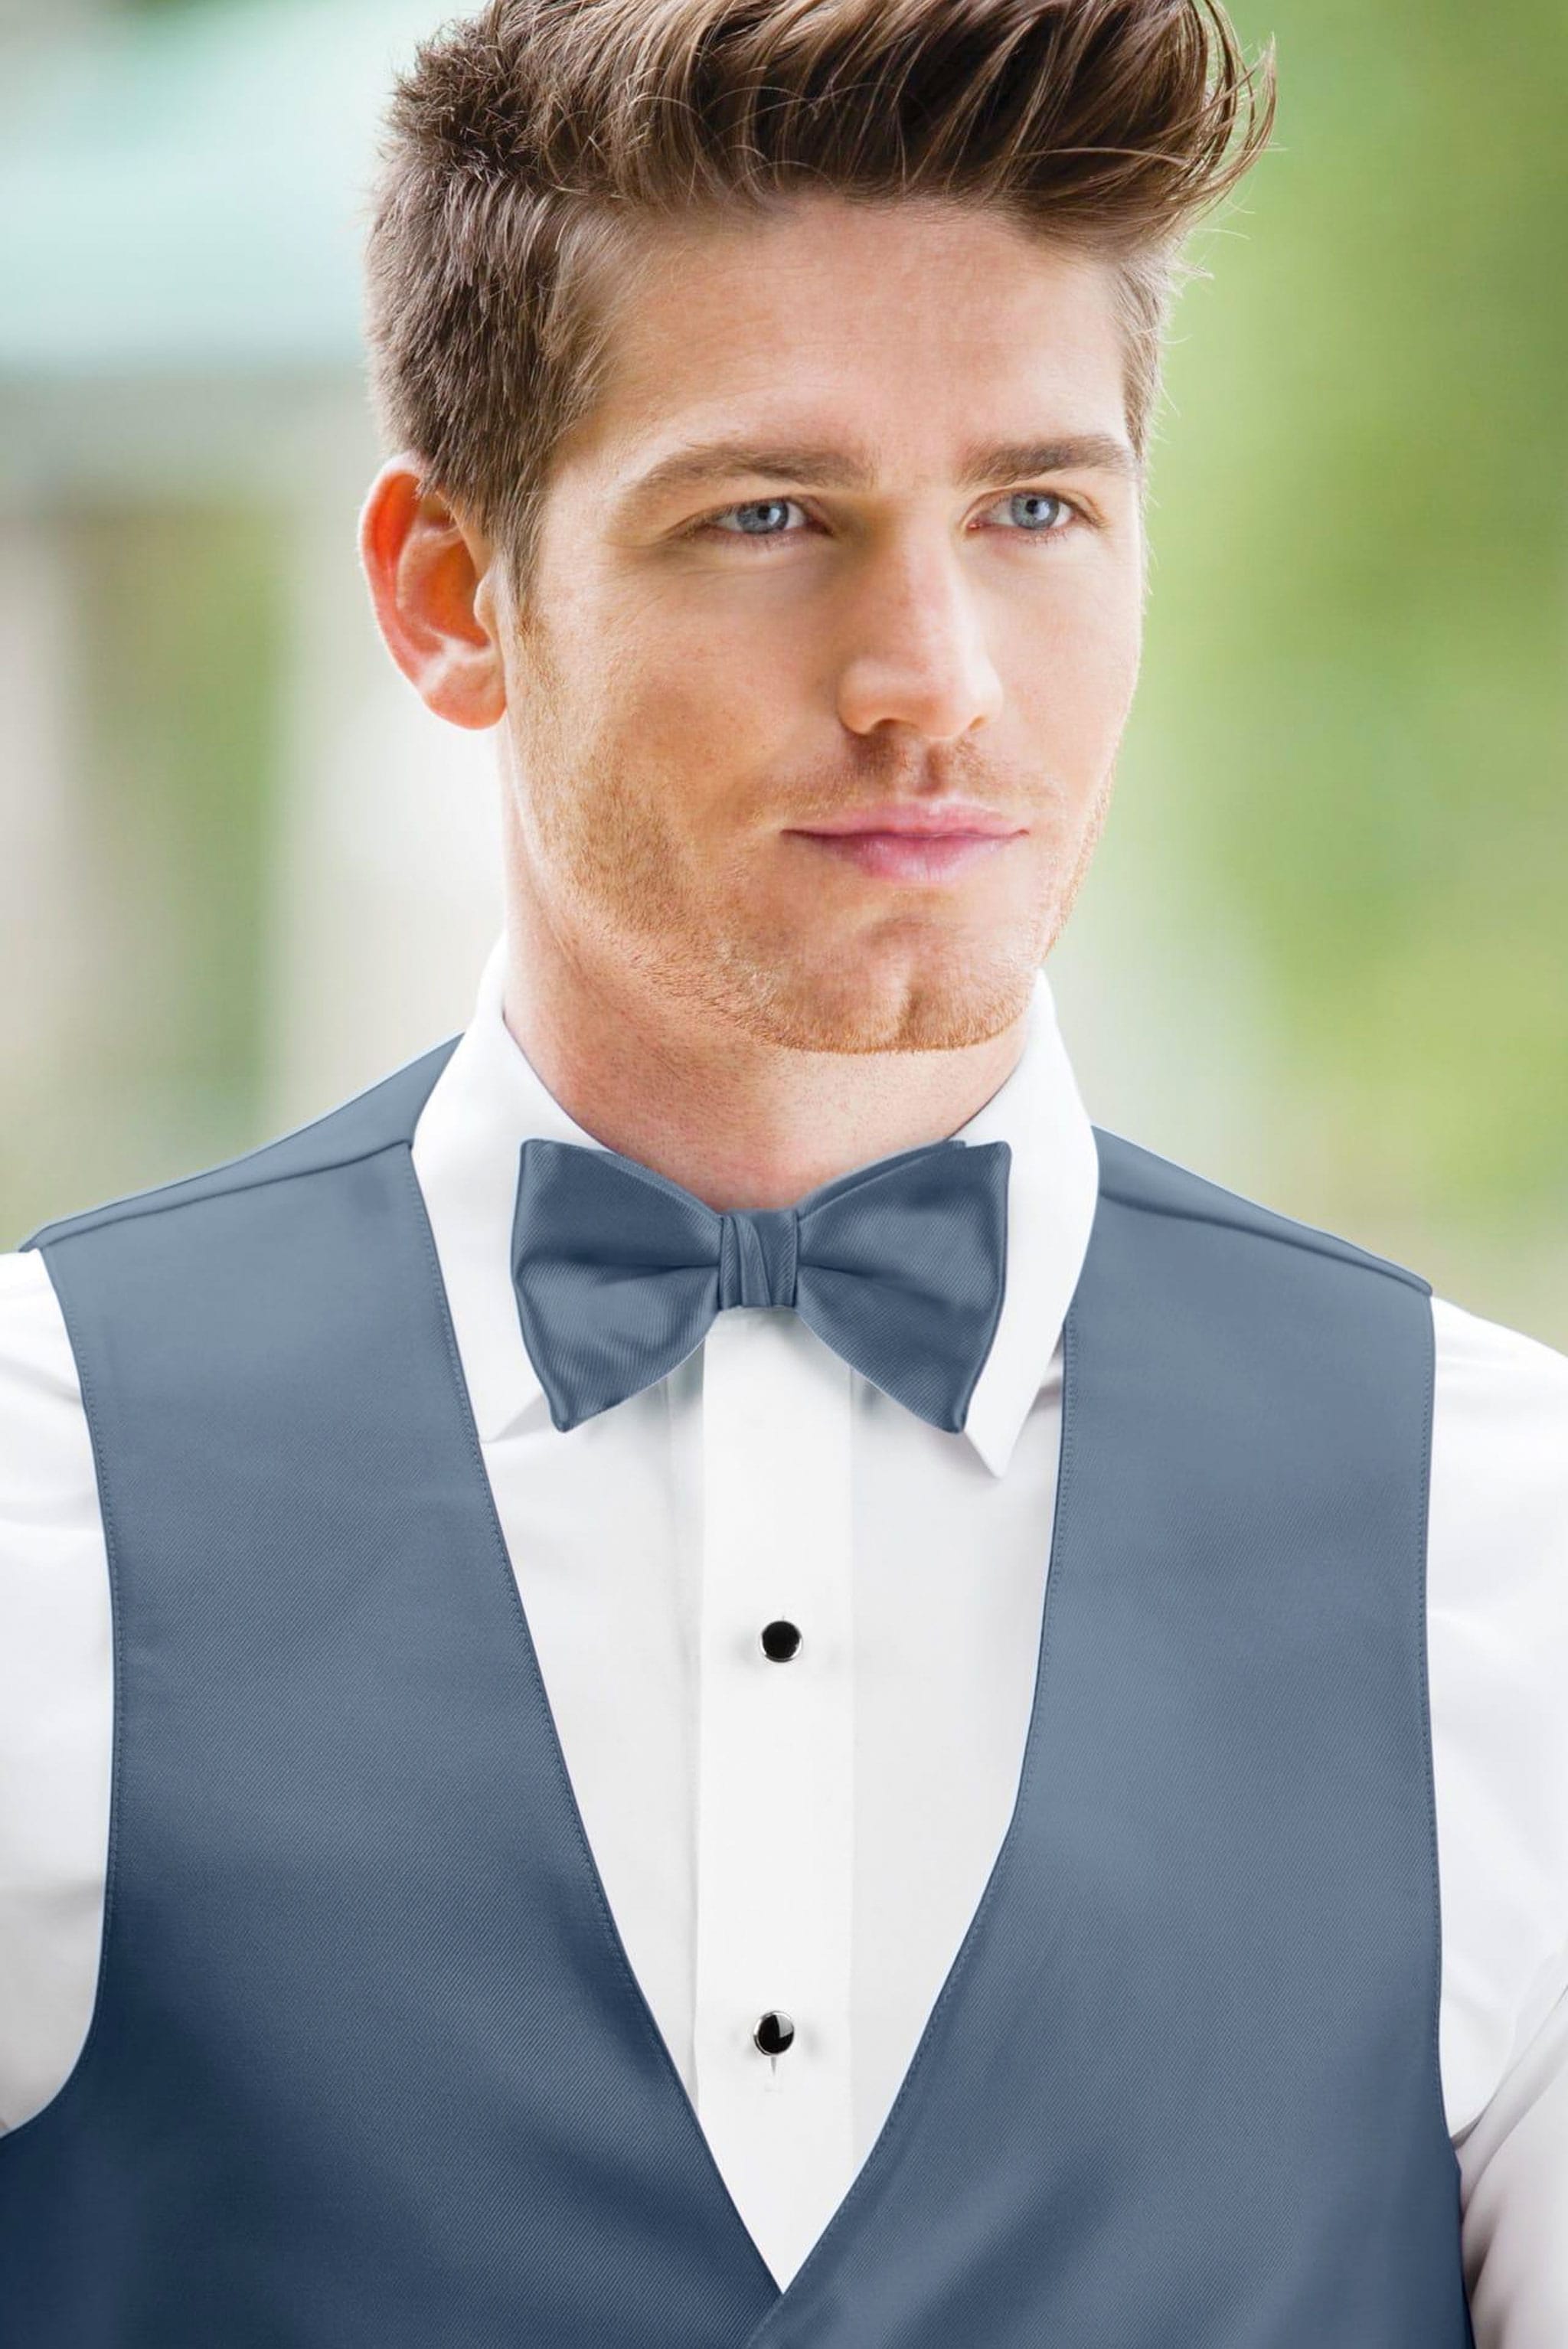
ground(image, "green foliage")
xmin=1126 ymin=0 xmax=1566 ymax=1302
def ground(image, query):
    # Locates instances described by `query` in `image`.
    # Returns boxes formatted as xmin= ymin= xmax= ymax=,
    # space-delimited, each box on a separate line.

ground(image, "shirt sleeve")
xmin=0 ymin=1244 xmax=111 ymax=2134
xmin=1429 ymin=1292 xmax=1568 ymax=2347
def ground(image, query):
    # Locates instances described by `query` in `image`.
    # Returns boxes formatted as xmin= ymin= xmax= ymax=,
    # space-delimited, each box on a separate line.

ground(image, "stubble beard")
xmin=513 ymin=694 xmax=1111 ymax=1057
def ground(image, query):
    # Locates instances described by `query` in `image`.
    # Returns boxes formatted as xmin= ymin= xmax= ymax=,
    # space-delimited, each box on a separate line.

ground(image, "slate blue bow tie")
xmin=510 ymin=1133 xmax=1011 ymax=1436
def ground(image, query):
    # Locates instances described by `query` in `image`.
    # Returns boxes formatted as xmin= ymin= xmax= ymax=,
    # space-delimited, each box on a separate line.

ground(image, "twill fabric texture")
xmin=0 ymin=1040 xmax=1475 ymax=2347
xmin=509 ymin=1132 xmax=1011 ymax=1435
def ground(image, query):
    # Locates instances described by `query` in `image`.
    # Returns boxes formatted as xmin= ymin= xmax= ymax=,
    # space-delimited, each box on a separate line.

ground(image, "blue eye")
xmin=705 ymin=498 xmax=806 ymax=544
xmin=1006 ymin=490 xmax=1070 ymax=533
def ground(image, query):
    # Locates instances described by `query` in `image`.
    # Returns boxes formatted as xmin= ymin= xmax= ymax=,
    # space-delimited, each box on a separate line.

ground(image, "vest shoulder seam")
xmin=1099 ymin=1182 xmax=1427 ymax=1289
xmin=21 ymin=1134 xmax=414 ymax=1252
xmin=20 ymin=1034 xmax=463 ymax=1252
xmin=1090 ymin=1128 xmax=1431 ymax=1298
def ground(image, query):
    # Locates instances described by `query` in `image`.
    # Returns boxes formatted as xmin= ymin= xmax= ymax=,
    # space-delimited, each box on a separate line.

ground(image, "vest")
xmin=0 ymin=1036 xmax=1475 ymax=2347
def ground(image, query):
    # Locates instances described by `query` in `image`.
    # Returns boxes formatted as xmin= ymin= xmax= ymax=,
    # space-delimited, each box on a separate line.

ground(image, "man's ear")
xmin=358 ymin=455 xmax=507 ymax=730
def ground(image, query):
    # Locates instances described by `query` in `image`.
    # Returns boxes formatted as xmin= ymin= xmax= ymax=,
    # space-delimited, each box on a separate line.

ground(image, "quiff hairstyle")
xmin=364 ymin=0 xmax=1276 ymax=603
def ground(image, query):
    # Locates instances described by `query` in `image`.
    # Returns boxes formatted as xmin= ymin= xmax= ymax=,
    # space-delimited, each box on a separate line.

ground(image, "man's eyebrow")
xmin=619 ymin=432 xmax=1142 ymax=509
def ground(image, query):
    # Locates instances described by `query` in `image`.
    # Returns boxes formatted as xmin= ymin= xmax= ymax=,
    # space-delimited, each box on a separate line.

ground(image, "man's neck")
xmin=498 ymin=937 xmax=1031 ymax=1215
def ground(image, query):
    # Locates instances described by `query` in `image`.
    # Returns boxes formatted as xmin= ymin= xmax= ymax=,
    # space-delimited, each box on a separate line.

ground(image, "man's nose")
xmin=832 ymin=533 xmax=1005 ymax=742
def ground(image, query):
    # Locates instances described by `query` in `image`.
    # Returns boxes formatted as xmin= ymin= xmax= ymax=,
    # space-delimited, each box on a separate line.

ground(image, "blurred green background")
xmin=0 ymin=0 xmax=1563 ymax=1344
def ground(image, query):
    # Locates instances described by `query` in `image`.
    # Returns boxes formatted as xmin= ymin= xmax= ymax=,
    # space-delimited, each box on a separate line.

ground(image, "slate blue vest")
xmin=0 ymin=1036 xmax=1475 ymax=2346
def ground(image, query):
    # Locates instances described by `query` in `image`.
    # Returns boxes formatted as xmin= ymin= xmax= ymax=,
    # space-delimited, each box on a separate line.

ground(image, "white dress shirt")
xmin=2 ymin=931 xmax=1565 ymax=2338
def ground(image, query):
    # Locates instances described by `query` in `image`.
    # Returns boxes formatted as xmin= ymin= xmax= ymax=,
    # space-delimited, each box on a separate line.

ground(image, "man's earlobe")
xmin=358 ymin=455 xmax=508 ymax=731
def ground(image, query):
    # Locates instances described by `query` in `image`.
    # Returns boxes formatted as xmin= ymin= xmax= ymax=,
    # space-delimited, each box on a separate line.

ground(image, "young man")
xmin=0 ymin=0 xmax=1562 ymax=2340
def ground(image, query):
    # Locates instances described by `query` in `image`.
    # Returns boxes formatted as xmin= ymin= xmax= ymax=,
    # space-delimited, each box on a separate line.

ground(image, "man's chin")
xmin=714 ymin=943 xmax=1037 ymax=1056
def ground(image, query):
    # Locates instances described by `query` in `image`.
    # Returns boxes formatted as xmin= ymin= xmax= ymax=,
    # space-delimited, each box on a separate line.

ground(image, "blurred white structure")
xmin=0 ymin=0 xmax=505 ymax=1234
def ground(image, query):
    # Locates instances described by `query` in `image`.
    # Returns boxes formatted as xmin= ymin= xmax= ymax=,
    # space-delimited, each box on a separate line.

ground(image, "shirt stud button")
xmin=753 ymin=2011 xmax=795 ymax=2057
xmin=760 ymin=1618 xmax=802 ymax=1662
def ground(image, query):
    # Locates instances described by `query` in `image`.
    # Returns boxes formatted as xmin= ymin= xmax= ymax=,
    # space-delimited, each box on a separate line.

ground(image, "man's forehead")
xmin=584 ymin=191 xmax=1122 ymax=380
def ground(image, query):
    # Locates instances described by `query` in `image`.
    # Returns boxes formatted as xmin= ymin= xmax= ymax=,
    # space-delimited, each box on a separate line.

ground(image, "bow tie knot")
xmin=717 ymin=1207 xmax=799 ymax=1310
xmin=511 ymin=1132 xmax=1011 ymax=1436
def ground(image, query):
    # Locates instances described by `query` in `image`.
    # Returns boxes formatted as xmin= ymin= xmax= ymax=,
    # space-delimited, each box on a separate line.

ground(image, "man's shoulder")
xmin=1092 ymin=1126 xmax=1568 ymax=1413
xmin=16 ymin=1034 xmax=462 ymax=1257
xmin=0 ymin=1243 xmax=84 ymax=1400
xmin=1430 ymin=1286 xmax=1568 ymax=1433
xmin=1089 ymin=1123 xmax=1431 ymax=1297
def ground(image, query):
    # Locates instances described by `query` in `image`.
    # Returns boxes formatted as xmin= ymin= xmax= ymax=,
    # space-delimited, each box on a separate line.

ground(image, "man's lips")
xmin=789 ymin=801 xmax=1025 ymax=838
xmin=786 ymin=828 xmax=1023 ymax=881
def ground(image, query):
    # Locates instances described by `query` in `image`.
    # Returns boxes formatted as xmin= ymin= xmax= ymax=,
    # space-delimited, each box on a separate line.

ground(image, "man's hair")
xmin=363 ymin=0 xmax=1276 ymax=603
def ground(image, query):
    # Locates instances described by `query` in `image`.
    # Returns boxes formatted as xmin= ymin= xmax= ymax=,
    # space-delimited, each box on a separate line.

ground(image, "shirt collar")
xmin=410 ymin=931 xmax=1100 ymax=1479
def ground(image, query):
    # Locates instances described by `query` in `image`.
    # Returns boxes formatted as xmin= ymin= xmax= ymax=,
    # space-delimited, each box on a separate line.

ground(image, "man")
xmin=0 ymin=0 xmax=1563 ymax=2340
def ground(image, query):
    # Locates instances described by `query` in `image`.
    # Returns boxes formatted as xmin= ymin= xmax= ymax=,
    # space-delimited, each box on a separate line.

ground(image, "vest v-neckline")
xmin=401 ymin=1137 xmax=1081 ymax=2334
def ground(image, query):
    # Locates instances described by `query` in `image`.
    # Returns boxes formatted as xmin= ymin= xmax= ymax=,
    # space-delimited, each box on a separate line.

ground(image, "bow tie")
xmin=510 ymin=1133 xmax=1011 ymax=1436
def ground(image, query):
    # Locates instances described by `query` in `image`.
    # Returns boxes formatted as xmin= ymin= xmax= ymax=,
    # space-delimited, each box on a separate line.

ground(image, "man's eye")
xmin=701 ymin=498 xmax=810 ymax=547
xmin=991 ymin=488 xmax=1078 ymax=538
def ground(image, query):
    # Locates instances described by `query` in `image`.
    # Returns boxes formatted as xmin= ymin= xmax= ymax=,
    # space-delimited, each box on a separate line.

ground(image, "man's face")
xmin=492 ymin=193 xmax=1146 ymax=1055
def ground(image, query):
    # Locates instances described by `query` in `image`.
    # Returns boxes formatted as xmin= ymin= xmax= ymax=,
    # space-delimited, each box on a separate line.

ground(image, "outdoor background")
xmin=1 ymin=0 xmax=1563 ymax=1344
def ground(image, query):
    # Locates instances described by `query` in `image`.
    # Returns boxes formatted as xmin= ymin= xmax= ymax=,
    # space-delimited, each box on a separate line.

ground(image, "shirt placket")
xmin=691 ymin=1302 xmax=857 ymax=2285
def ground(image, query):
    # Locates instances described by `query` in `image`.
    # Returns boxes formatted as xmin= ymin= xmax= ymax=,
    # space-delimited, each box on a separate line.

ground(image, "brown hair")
xmin=363 ymin=0 xmax=1276 ymax=603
